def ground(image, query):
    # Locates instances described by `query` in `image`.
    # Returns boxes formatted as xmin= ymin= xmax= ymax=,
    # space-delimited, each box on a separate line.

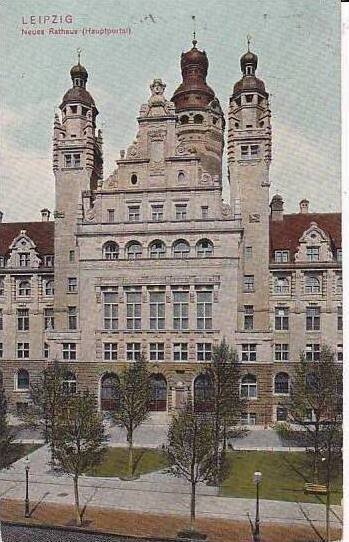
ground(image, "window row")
xmin=0 ymin=255 xmax=54 ymax=269
xmin=0 ymin=278 xmax=54 ymax=297
xmin=102 ymin=239 xmax=214 ymax=260
xmin=273 ymin=248 xmax=342 ymax=264
xmin=272 ymin=274 xmax=342 ymax=295
xmin=104 ymin=202 xmax=211 ymax=224
xmin=273 ymin=306 xmax=342 ymax=332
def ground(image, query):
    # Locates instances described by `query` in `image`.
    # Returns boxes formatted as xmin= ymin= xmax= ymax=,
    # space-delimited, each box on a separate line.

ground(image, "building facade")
xmin=0 ymin=42 xmax=342 ymax=424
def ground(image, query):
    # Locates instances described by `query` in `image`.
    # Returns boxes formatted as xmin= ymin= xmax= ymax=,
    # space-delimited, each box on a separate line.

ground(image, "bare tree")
xmin=54 ymin=390 xmax=109 ymax=525
xmin=111 ymin=357 xmax=152 ymax=478
xmin=163 ymin=402 xmax=218 ymax=534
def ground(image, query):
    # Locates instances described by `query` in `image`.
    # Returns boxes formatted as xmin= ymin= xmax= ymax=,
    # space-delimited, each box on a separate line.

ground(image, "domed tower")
xmin=171 ymin=39 xmax=225 ymax=179
xmin=52 ymin=54 xmax=103 ymax=331
xmin=228 ymin=44 xmax=272 ymax=333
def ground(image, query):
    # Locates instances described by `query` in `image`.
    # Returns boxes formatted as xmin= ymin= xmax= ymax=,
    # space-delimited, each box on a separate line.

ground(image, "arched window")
xmin=0 ymin=278 xmax=4 ymax=296
xmin=194 ymin=114 xmax=204 ymax=124
xmin=274 ymin=276 xmax=290 ymax=294
xmin=173 ymin=240 xmax=190 ymax=259
xmin=180 ymin=115 xmax=189 ymax=125
xmin=149 ymin=374 xmax=167 ymax=412
xmin=149 ymin=240 xmax=166 ymax=259
xmin=100 ymin=373 xmax=119 ymax=411
xmin=196 ymin=239 xmax=214 ymax=258
xmin=274 ymin=372 xmax=290 ymax=394
xmin=194 ymin=374 xmax=213 ymax=412
xmin=240 ymin=374 xmax=257 ymax=398
xmin=17 ymin=369 xmax=29 ymax=390
xmin=178 ymin=172 xmax=186 ymax=183
xmin=45 ymin=280 xmax=54 ymax=296
xmin=305 ymin=275 xmax=321 ymax=294
xmin=126 ymin=242 xmax=142 ymax=260
xmin=18 ymin=280 xmax=31 ymax=296
xmin=103 ymin=241 xmax=119 ymax=260
xmin=62 ymin=372 xmax=77 ymax=395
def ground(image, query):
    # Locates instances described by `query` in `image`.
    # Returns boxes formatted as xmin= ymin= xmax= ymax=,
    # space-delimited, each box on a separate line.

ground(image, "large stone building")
xmin=0 ymin=41 xmax=342 ymax=425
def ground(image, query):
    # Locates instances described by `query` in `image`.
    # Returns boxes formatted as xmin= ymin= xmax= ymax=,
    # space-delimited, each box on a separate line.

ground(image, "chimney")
xmin=0 ymin=211 xmax=3 ymax=223
xmin=299 ymin=199 xmax=309 ymax=214
xmin=270 ymin=194 xmax=284 ymax=221
xmin=41 ymin=208 xmax=51 ymax=222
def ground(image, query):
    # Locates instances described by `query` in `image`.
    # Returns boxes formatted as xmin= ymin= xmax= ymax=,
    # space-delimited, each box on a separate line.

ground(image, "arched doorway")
xmin=149 ymin=374 xmax=167 ymax=412
xmin=100 ymin=373 xmax=119 ymax=412
xmin=194 ymin=374 xmax=213 ymax=413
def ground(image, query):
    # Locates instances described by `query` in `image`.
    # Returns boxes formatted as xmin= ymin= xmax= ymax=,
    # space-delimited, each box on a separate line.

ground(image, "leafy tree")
xmin=205 ymin=339 xmax=245 ymax=473
xmin=163 ymin=401 xmax=218 ymax=532
xmin=23 ymin=360 xmax=70 ymax=462
xmin=54 ymin=390 xmax=109 ymax=526
xmin=287 ymin=346 xmax=342 ymax=483
xmin=111 ymin=357 xmax=152 ymax=478
xmin=0 ymin=386 xmax=15 ymax=469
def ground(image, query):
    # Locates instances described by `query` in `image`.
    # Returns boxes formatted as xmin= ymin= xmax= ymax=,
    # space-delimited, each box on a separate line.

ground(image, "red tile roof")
xmin=270 ymin=213 xmax=341 ymax=261
xmin=0 ymin=222 xmax=54 ymax=257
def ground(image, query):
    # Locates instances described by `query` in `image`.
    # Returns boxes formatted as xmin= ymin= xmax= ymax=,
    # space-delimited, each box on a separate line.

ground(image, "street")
xmin=1 ymin=523 xmax=168 ymax=542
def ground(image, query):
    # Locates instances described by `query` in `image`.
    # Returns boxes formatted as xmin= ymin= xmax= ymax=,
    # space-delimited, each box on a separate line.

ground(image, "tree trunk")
xmin=190 ymin=482 xmax=196 ymax=530
xmin=128 ymin=433 xmax=133 ymax=477
xmin=73 ymin=475 xmax=82 ymax=526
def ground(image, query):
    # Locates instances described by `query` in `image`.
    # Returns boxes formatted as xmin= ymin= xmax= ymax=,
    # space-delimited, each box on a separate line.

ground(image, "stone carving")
xmin=249 ymin=213 xmax=260 ymax=223
xmin=221 ymin=203 xmax=233 ymax=218
xmin=175 ymin=144 xmax=197 ymax=156
xmin=140 ymin=79 xmax=176 ymax=118
xmin=200 ymin=172 xmax=212 ymax=184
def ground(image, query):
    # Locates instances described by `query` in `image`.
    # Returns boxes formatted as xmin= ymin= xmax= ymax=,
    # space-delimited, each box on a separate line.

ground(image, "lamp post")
xmin=253 ymin=471 xmax=262 ymax=542
xmin=24 ymin=456 xmax=30 ymax=518
xmin=322 ymin=456 xmax=330 ymax=542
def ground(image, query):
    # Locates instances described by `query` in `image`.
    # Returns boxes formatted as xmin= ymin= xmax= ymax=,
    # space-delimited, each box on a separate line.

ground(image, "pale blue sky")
xmin=0 ymin=0 xmax=341 ymax=221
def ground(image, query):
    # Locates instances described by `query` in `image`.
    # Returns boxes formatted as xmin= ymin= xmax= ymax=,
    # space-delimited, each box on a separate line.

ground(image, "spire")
xmin=192 ymin=15 xmax=197 ymax=47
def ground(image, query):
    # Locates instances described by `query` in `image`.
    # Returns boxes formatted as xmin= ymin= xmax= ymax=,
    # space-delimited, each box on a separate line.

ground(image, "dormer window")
xmin=19 ymin=253 xmax=30 ymax=267
xmin=274 ymin=250 xmax=289 ymax=263
xmin=0 ymin=256 xmax=5 ymax=268
xmin=337 ymin=249 xmax=342 ymax=263
xmin=44 ymin=255 xmax=54 ymax=267
xmin=306 ymin=246 xmax=319 ymax=262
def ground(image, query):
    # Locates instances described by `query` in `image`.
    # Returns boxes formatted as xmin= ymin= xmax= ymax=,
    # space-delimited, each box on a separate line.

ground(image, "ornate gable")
xmin=294 ymin=221 xmax=333 ymax=263
xmin=7 ymin=230 xmax=41 ymax=268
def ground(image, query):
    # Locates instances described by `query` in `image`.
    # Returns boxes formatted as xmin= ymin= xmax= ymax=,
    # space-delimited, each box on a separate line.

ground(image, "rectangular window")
xmin=104 ymin=342 xmax=118 ymax=361
xmin=197 ymin=343 xmax=212 ymax=362
xmin=103 ymin=291 xmax=118 ymax=330
xmin=126 ymin=342 xmax=141 ymax=361
xmin=173 ymin=290 xmax=189 ymax=330
xmin=306 ymin=306 xmax=320 ymax=331
xmin=246 ymin=94 xmax=253 ymax=103
xmin=274 ymin=276 xmax=290 ymax=294
xmin=19 ymin=253 xmax=30 ymax=267
xmin=69 ymin=250 xmax=75 ymax=263
xmin=306 ymin=246 xmax=320 ymax=262
xmin=67 ymin=277 xmax=77 ymax=292
xmin=149 ymin=291 xmax=165 ymax=330
xmin=44 ymin=308 xmax=54 ymax=330
xmin=17 ymin=342 xmax=29 ymax=359
xmin=305 ymin=343 xmax=320 ymax=362
xmin=0 ymin=309 xmax=3 ymax=331
xmin=68 ymin=306 xmax=77 ymax=330
xmin=44 ymin=255 xmax=54 ymax=267
xmin=274 ymin=250 xmax=289 ymax=263
xmin=151 ymin=204 xmax=164 ymax=221
xmin=64 ymin=154 xmax=72 ymax=167
xmin=274 ymin=343 xmax=289 ymax=362
xmin=245 ymin=246 xmax=252 ymax=260
xmin=338 ymin=306 xmax=342 ymax=331
xmin=150 ymin=342 xmax=165 ymax=361
xmin=128 ymin=205 xmax=140 ymax=222
xmin=201 ymin=206 xmax=208 ymax=219
xmin=73 ymin=154 xmax=81 ymax=167
xmin=126 ymin=290 xmax=142 ymax=331
xmin=240 ymin=412 xmax=257 ymax=426
xmin=337 ymin=344 xmax=343 ymax=362
xmin=241 ymin=344 xmax=257 ymax=362
xmin=197 ymin=290 xmax=212 ymax=330
xmin=17 ymin=308 xmax=29 ymax=331
xmin=173 ymin=343 xmax=188 ymax=362
xmin=244 ymin=305 xmax=254 ymax=330
xmin=0 ymin=257 xmax=5 ymax=268
xmin=276 ymin=407 xmax=288 ymax=422
xmin=275 ymin=307 xmax=289 ymax=331
xmin=175 ymin=204 xmax=187 ymax=220
xmin=0 ymin=343 xmax=3 ymax=358
xmin=336 ymin=274 xmax=342 ymax=294
xmin=107 ymin=209 xmax=115 ymax=223
xmin=241 ymin=144 xmax=260 ymax=159
xmin=244 ymin=275 xmax=254 ymax=292
xmin=43 ymin=342 xmax=50 ymax=359
xmin=63 ymin=342 xmax=76 ymax=361
xmin=337 ymin=249 xmax=342 ymax=263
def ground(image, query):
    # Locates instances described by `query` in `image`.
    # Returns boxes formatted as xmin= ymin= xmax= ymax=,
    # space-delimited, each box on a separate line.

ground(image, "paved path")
xmin=0 ymin=446 xmax=342 ymax=528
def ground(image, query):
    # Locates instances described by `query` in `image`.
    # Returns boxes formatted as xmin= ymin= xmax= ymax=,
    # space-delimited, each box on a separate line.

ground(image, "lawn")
xmin=220 ymin=451 xmax=342 ymax=504
xmin=4 ymin=443 xmax=41 ymax=467
xmin=87 ymin=447 xmax=168 ymax=478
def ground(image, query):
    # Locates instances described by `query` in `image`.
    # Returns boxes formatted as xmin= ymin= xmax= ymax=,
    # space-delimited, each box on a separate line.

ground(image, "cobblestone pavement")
xmin=0 ymin=446 xmax=342 ymax=528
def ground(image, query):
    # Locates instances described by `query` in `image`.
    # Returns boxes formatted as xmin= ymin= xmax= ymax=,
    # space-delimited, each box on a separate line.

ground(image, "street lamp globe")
xmin=25 ymin=456 xmax=31 ymax=470
xmin=253 ymin=471 xmax=262 ymax=484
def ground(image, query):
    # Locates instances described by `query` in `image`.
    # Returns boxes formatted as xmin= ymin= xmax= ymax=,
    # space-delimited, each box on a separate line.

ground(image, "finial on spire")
xmin=77 ymin=47 xmax=82 ymax=65
xmin=247 ymin=34 xmax=251 ymax=52
xmin=192 ymin=15 xmax=197 ymax=47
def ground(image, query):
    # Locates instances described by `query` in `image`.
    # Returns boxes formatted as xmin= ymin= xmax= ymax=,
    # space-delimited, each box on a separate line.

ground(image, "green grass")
xmin=220 ymin=451 xmax=342 ymax=504
xmin=87 ymin=447 xmax=168 ymax=478
xmin=6 ymin=443 xmax=42 ymax=466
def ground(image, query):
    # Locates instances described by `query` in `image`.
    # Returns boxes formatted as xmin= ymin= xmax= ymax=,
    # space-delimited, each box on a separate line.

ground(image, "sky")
xmin=0 ymin=0 xmax=341 ymax=222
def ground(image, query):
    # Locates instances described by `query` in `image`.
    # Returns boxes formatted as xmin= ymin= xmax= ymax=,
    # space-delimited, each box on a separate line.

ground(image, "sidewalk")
xmin=0 ymin=446 xmax=343 ymax=528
